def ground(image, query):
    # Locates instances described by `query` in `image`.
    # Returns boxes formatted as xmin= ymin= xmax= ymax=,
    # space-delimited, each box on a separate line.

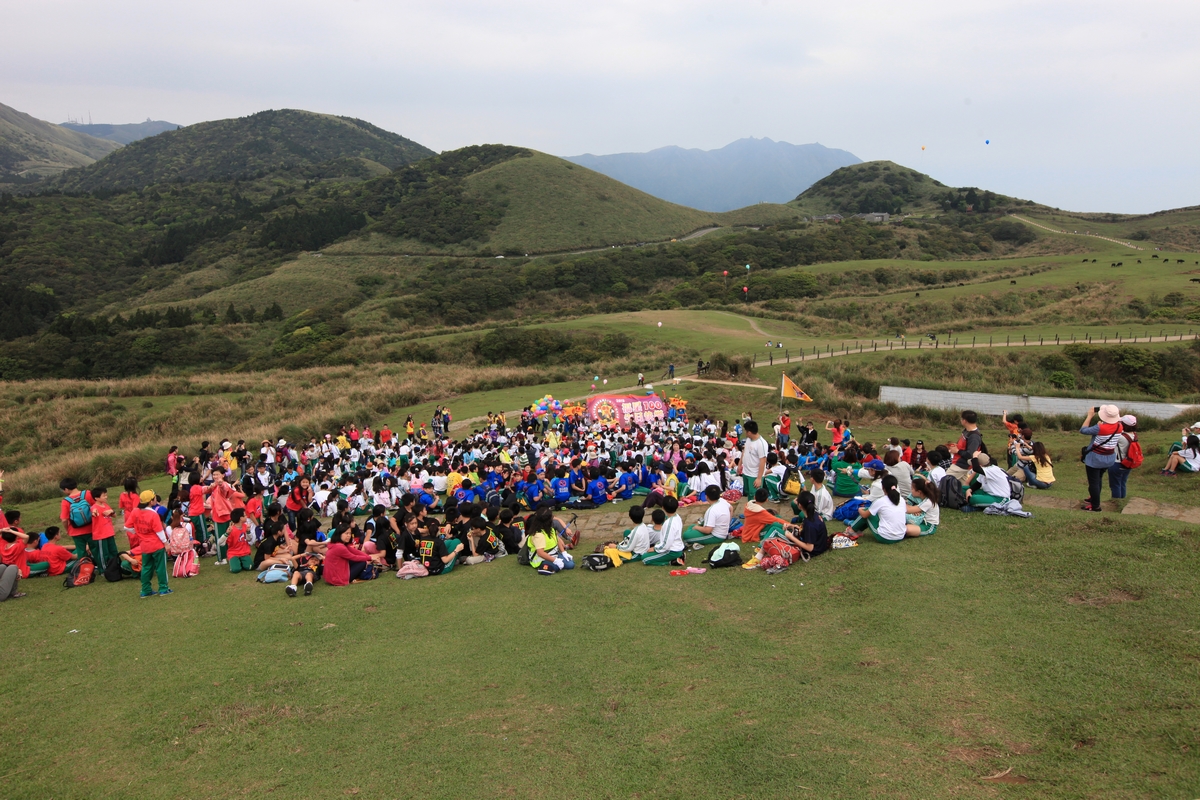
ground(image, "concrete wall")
xmin=878 ymin=386 xmax=1199 ymax=421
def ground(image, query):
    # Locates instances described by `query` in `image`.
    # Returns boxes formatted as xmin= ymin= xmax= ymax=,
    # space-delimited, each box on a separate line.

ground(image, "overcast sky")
xmin=4 ymin=0 xmax=1197 ymax=213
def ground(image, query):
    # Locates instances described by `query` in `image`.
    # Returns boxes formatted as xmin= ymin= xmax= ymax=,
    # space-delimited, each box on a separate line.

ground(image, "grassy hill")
xmin=791 ymin=160 xmax=1037 ymax=217
xmin=0 ymin=101 xmax=121 ymax=188
xmin=47 ymin=109 xmax=435 ymax=192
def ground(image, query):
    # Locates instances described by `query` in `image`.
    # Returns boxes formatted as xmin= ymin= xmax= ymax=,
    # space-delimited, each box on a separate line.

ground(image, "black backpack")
xmin=516 ymin=538 xmax=533 ymax=566
xmin=103 ymin=554 xmax=124 ymax=582
xmin=582 ymin=553 xmax=612 ymax=571
xmin=938 ymin=475 xmax=968 ymax=510
xmin=705 ymin=545 xmax=743 ymax=568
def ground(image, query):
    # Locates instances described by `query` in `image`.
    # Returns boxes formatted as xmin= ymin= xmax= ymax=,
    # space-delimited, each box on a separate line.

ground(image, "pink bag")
xmin=395 ymin=560 xmax=428 ymax=579
xmin=173 ymin=549 xmax=198 ymax=578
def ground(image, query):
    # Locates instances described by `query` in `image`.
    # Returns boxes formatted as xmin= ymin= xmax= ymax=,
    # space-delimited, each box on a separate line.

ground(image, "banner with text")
xmin=586 ymin=394 xmax=667 ymax=428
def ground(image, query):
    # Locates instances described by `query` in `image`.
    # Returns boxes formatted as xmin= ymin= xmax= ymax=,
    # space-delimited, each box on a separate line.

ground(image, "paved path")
xmin=1008 ymin=214 xmax=1143 ymax=250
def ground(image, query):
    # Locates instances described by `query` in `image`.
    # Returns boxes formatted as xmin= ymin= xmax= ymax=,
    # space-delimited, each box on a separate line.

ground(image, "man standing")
xmin=132 ymin=490 xmax=171 ymax=597
xmin=668 ymin=363 xmax=675 ymax=379
xmin=740 ymin=420 xmax=769 ymax=498
xmin=777 ymin=411 xmax=792 ymax=448
xmin=947 ymin=410 xmax=984 ymax=485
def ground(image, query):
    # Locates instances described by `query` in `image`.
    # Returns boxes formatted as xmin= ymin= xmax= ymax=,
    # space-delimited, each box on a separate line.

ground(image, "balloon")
xmin=985 ymin=139 xmax=990 ymax=144
xmin=603 ymin=379 xmax=608 ymax=385
xmin=591 ymin=384 xmax=596 ymax=390
xmin=593 ymin=375 xmax=599 ymax=381
xmin=921 ymin=145 xmax=925 ymax=150
xmin=722 ymin=270 xmax=728 ymax=276
xmin=745 ymin=264 xmax=751 ymax=270
xmin=743 ymin=286 xmax=748 ymax=292
xmin=657 ymin=321 xmax=662 ymax=327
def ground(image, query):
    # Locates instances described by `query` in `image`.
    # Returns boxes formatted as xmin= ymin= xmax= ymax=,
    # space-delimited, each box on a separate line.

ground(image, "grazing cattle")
xmin=1117 ymin=262 xmax=1123 ymax=266
xmin=1010 ymin=280 xmax=1017 ymax=284
xmin=957 ymin=282 xmax=965 ymax=286
xmin=1179 ymin=259 xmax=1186 ymax=264
xmin=1191 ymin=278 xmax=1200 ymax=283
xmin=1110 ymin=263 xmax=1116 ymax=266
xmin=1152 ymin=254 xmax=1159 ymax=259
xmin=915 ymin=292 xmax=920 ymax=297
xmin=1137 ymin=259 xmax=1141 ymax=263
xmin=1091 ymin=259 xmax=1098 ymax=263
xmin=1082 ymin=258 xmax=1089 ymax=262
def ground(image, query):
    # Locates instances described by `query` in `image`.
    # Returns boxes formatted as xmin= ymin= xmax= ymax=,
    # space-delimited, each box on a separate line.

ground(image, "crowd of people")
xmin=0 ymin=396 xmax=1188 ymax=600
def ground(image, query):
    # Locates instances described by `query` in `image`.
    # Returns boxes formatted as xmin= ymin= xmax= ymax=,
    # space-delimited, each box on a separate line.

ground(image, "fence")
xmin=751 ymin=329 xmax=1199 ymax=368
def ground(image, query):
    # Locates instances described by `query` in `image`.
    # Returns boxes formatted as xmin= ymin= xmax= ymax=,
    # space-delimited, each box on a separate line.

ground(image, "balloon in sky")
xmin=921 ymin=145 xmax=926 ymax=151
xmin=985 ymin=139 xmax=990 ymax=144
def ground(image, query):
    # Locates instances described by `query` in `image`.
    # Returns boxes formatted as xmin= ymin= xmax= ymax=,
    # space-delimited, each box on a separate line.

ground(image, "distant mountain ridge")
xmin=0 ymin=101 xmax=121 ymax=187
xmin=565 ymin=137 xmax=860 ymax=212
xmin=60 ymin=119 xmax=180 ymax=145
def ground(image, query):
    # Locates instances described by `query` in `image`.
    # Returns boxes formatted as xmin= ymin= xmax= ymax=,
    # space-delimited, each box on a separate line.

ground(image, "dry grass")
xmin=0 ymin=363 xmax=564 ymax=502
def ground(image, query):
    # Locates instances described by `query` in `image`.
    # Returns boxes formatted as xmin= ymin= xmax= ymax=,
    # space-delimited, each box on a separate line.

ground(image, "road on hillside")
xmin=1008 ymin=214 xmax=1143 ymax=250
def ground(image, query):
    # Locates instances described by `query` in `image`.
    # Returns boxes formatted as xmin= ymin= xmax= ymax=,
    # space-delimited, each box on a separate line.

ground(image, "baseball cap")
xmin=139 ymin=490 xmax=156 ymax=504
xmin=975 ymin=452 xmax=991 ymax=467
xmin=864 ymin=459 xmax=886 ymax=470
xmin=1120 ymin=415 xmax=1137 ymax=426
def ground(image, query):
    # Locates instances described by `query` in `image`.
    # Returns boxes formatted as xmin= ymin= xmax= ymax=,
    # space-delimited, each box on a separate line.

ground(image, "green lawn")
xmin=2 ymin=505 xmax=1197 ymax=799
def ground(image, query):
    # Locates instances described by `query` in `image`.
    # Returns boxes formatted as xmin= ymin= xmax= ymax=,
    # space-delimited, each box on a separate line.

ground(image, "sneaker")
xmin=303 ymin=581 xmax=313 ymax=595
xmin=669 ymin=569 xmax=689 ymax=576
xmin=215 ymin=559 xmax=227 ymax=566
xmin=157 ymin=588 xmax=173 ymax=596
xmin=9 ymin=592 xmax=26 ymax=599
xmin=140 ymin=592 xmax=156 ymax=598
xmin=741 ymin=557 xmax=761 ymax=570
xmin=286 ymin=585 xmax=297 ymax=597
xmin=691 ymin=543 xmax=704 ymax=551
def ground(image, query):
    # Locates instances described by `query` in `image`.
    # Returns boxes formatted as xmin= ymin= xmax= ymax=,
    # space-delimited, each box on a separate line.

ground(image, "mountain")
xmin=565 ymin=138 xmax=860 ymax=212
xmin=791 ymin=161 xmax=1035 ymax=216
xmin=49 ymin=109 xmax=436 ymax=192
xmin=0 ymin=101 xmax=121 ymax=187
xmin=60 ymin=119 xmax=180 ymax=145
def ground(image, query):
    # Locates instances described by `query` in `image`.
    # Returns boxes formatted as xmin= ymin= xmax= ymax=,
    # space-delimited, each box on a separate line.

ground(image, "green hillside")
xmin=48 ymin=109 xmax=435 ymax=192
xmin=791 ymin=160 xmax=1036 ymax=217
xmin=0 ymin=101 xmax=121 ymax=188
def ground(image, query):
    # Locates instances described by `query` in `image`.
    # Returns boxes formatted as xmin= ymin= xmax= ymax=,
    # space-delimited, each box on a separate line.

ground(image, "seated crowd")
xmin=0 ymin=399 xmax=1166 ymax=600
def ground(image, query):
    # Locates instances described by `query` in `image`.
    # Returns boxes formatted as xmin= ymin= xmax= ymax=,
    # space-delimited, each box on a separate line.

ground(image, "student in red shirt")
xmin=119 ymin=477 xmax=141 ymax=549
xmin=225 ymin=509 xmax=254 ymax=573
xmin=131 ymin=490 xmax=171 ymax=597
xmin=89 ymin=486 xmax=119 ymax=571
xmin=322 ymin=525 xmax=381 ymax=586
xmin=204 ymin=468 xmax=242 ymax=565
xmin=59 ymin=478 xmax=96 ymax=564
xmin=186 ymin=472 xmax=210 ymax=548
xmin=0 ymin=522 xmax=29 ymax=600
xmin=27 ymin=527 xmax=76 ymax=576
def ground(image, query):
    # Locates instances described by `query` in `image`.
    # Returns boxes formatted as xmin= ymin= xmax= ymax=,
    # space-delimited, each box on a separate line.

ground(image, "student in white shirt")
xmin=682 ymin=486 xmax=731 ymax=547
xmin=740 ymin=420 xmax=770 ymax=496
xmin=642 ymin=497 xmax=686 ymax=567
xmin=904 ymin=477 xmax=940 ymax=536
xmin=860 ymin=475 xmax=909 ymax=543
xmin=809 ymin=468 xmax=835 ymax=520
xmin=966 ymin=453 xmax=1012 ymax=507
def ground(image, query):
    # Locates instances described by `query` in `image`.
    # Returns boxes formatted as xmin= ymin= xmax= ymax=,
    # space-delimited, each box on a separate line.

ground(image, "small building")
xmin=852 ymin=212 xmax=890 ymax=224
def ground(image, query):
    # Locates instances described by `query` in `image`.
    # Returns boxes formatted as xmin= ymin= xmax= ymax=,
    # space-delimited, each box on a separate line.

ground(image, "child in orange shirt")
xmin=225 ymin=509 xmax=254 ymax=573
xmin=90 ymin=487 xmax=119 ymax=571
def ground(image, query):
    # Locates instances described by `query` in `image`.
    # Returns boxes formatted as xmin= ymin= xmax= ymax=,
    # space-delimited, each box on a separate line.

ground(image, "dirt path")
xmin=1009 ymin=214 xmax=1143 ymax=250
xmin=715 ymin=311 xmax=771 ymax=338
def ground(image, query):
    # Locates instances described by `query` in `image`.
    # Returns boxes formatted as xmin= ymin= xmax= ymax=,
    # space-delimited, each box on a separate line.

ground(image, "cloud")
xmin=2 ymin=0 xmax=1198 ymax=211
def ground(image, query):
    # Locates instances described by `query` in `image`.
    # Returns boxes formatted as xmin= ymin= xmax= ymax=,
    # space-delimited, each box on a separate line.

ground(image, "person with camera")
xmin=1079 ymin=404 xmax=1122 ymax=512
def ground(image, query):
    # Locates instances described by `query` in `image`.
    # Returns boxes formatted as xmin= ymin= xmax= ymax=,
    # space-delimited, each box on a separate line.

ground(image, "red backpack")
xmin=63 ymin=556 xmax=95 ymax=588
xmin=1120 ymin=434 xmax=1143 ymax=469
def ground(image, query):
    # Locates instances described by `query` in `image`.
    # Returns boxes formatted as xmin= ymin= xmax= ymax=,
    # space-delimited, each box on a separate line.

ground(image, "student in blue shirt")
xmin=417 ymin=482 xmax=440 ymax=510
xmin=587 ymin=468 xmax=608 ymax=506
xmin=551 ymin=468 xmax=572 ymax=505
xmin=568 ymin=460 xmax=587 ymax=497
xmin=525 ymin=474 xmax=544 ymax=508
xmin=612 ymin=464 xmax=637 ymax=501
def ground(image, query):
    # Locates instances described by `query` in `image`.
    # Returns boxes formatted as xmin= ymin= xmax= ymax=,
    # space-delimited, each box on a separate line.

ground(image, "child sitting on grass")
xmin=225 ymin=509 xmax=254 ymax=573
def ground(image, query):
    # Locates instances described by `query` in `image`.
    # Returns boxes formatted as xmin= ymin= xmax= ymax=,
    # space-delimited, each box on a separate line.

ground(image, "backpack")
xmin=63 ymin=556 xmax=95 ymax=588
xmin=704 ymin=542 xmax=743 ymax=568
xmin=103 ymin=554 xmax=124 ymax=582
xmin=832 ymin=498 xmax=868 ymax=522
xmin=781 ymin=468 xmax=802 ymax=496
xmin=582 ymin=553 xmax=612 ymax=571
xmin=66 ymin=494 xmax=92 ymax=528
xmin=1007 ymin=478 xmax=1025 ymax=503
xmin=1120 ymin=435 xmax=1143 ymax=469
xmin=256 ymin=564 xmax=292 ymax=583
xmin=166 ymin=524 xmax=193 ymax=557
xmin=938 ymin=475 xmax=968 ymax=510
xmin=516 ymin=538 xmax=533 ymax=567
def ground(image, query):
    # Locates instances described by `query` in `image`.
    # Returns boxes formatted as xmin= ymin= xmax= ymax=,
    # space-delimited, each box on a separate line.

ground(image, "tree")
xmin=224 ymin=303 xmax=242 ymax=324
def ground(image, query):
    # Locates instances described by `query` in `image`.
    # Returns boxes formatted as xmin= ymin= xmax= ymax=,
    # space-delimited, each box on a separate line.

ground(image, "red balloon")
xmin=723 ymin=270 xmax=728 ymax=276
xmin=742 ymin=286 xmax=748 ymax=292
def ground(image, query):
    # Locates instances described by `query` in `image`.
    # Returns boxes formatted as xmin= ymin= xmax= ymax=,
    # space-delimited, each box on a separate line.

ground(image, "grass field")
xmin=3 ymin=504 xmax=1197 ymax=799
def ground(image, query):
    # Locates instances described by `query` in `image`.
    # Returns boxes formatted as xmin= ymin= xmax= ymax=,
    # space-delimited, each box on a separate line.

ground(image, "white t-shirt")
xmin=813 ymin=485 xmax=834 ymax=520
xmin=887 ymin=461 xmax=914 ymax=497
xmin=741 ymin=436 xmax=770 ymax=478
xmin=625 ymin=523 xmax=654 ymax=555
xmin=431 ymin=475 xmax=448 ymax=493
xmin=702 ymin=498 xmax=732 ymax=540
xmin=927 ymin=465 xmax=947 ymax=485
xmin=915 ymin=497 xmax=940 ymax=527
xmin=978 ymin=465 xmax=1012 ymax=499
xmin=659 ymin=515 xmax=684 ymax=553
xmin=869 ymin=495 xmax=908 ymax=541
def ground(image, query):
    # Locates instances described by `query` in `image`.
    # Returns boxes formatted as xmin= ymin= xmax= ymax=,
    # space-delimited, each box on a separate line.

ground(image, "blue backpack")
xmin=67 ymin=494 xmax=92 ymax=528
xmin=832 ymin=498 xmax=868 ymax=522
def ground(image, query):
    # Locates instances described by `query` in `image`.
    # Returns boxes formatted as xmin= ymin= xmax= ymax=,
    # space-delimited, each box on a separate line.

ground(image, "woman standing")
xmin=1079 ymin=405 xmax=1122 ymax=512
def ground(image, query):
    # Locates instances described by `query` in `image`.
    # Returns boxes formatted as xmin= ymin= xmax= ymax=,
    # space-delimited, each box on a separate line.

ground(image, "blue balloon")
xmin=985 ymin=139 xmax=990 ymax=144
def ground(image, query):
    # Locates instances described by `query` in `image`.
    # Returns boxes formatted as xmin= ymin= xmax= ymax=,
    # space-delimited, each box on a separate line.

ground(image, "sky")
xmin=4 ymin=0 xmax=1198 ymax=213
